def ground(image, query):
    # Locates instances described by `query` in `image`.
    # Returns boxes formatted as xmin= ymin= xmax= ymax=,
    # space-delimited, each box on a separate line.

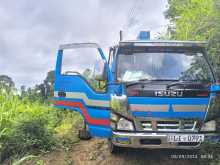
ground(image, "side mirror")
xmin=211 ymin=84 xmax=220 ymax=94
xmin=94 ymin=59 xmax=107 ymax=81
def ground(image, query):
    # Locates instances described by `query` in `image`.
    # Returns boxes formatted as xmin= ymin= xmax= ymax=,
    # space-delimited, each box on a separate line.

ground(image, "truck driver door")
xmin=53 ymin=43 xmax=111 ymax=138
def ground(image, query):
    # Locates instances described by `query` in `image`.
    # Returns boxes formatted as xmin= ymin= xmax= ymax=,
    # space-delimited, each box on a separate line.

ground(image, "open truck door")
xmin=53 ymin=43 xmax=111 ymax=138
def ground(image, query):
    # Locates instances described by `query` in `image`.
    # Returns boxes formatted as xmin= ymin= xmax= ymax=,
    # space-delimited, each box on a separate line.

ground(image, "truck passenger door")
xmin=53 ymin=43 xmax=111 ymax=138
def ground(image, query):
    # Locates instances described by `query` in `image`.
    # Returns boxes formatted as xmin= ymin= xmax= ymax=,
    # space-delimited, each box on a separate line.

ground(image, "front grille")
xmin=141 ymin=120 xmax=197 ymax=132
xmin=141 ymin=121 xmax=152 ymax=131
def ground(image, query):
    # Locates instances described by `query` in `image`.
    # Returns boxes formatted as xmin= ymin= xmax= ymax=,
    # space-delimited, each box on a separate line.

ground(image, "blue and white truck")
xmin=53 ymin=31 xmax=220 ymax=152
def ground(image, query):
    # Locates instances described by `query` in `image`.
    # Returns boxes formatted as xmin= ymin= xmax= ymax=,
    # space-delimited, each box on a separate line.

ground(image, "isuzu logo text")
xmin=154 ymin=90 xmax=183 ymax=97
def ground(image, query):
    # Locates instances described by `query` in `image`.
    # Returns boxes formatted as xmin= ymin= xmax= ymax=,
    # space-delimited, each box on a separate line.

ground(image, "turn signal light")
xmin=196 ymin=92 xmax=209 ymax=97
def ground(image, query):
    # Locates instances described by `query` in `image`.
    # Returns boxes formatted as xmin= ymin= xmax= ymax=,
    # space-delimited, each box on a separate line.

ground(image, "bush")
xmin=1 ymin=119 xmax=56 ymax=161
xmin=0 ymin=89 xmax=83 ymax=163
xmin=199 ymin=142 xmax=220 ymax=165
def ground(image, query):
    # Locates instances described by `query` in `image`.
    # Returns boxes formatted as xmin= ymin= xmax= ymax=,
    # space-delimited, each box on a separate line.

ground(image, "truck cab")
xmin=53 ymin=32 xmax=220 ymax=152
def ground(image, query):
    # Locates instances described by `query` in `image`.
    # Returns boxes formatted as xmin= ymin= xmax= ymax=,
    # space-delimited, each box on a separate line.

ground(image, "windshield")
xmin=117 ymin=48 xmax=213 ymax=83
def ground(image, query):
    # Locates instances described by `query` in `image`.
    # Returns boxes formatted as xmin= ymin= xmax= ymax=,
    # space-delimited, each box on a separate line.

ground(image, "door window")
xmin=61 ymin=47 xmax=106 ymax=91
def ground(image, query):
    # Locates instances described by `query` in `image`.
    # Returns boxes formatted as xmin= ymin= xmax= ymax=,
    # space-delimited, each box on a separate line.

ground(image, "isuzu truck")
xmin=53 ymin=31 xmax=220 ymax=153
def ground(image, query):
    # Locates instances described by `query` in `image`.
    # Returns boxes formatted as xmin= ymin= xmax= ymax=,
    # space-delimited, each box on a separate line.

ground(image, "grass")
xmin=0 ymin=88 xmax=219 ymax=165
xmin=0 ymin=88 xmax=83 ymax=163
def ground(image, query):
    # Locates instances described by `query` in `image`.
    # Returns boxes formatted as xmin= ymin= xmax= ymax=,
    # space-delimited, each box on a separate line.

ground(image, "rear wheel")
xmin=108 ymin=139 xmax=120 ymax=154
xmin=78 ymin=120 xmax=91 ymax=140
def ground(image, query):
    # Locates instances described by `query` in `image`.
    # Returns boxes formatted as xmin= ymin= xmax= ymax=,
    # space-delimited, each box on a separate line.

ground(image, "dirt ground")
xmin=25 ymin=138 xmax=208 ymax=165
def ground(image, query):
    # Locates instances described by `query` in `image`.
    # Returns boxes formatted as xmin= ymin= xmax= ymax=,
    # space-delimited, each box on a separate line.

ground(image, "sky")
xmin=0 ymin=0 xmax=168 ymax=88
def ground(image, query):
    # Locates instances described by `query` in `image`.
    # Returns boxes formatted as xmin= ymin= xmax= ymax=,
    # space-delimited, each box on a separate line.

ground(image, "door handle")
xmin=58 ymin=91 xmax=66 ymax=97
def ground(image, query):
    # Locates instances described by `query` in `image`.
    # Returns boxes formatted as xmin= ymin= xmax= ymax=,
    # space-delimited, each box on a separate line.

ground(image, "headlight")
xmin=117 ymin=118 xmax=134 ymax=131
xmin=201 ymin=120 xmax=216 ymax=132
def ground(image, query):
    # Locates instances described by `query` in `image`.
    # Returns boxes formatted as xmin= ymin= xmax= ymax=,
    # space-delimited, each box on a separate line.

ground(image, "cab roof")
xmin=119 ymin=40 xmax=207 ymax=48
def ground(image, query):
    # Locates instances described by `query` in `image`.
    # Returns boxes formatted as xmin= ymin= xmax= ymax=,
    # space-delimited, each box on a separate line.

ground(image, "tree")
xmin=165 ymin=0 xmax=220 ymax=77
xmin=0 ymin=75 xmax=15 ymax=90
xmin=45 ymin=70 xmax=55 ymax=98
xmin=20 ymin=85 xmax=26 ymax=98
xmin=35 ymin=70 xmax=55 ymax=101
xmin=45 ymin=70 xmax=55 ymax=85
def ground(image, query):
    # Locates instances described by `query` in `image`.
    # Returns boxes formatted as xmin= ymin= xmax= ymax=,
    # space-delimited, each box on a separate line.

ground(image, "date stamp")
xmin=170 ymin=154 xmax=213 ymax=159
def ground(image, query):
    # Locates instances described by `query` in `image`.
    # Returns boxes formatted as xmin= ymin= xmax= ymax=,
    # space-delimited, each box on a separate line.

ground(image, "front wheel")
xmin=108 ymin=139 xmax=120 ymax=154
xmin=78 ymin=120 xmax=91 ymax=140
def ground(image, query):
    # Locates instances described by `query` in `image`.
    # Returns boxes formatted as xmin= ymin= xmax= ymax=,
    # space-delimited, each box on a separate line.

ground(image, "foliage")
xmin=12 ymin=155 xmax=38 ymax=165
xmin=199 ymin=142 xmax=220 ymax=165
xmin=19 ymin=70 xmax=55 ymax=103
xmin=0 ymin=75 xmax=15 ymax=92
xmin=0 ymin=87 xmax=83 ymax=163
xmin=2 ymin=119 xmax=56 ymax=158
xmin=165 ymin=0 xmax=216 ymax=40
xmin=165 ymin=0 xmax=220 ymax=77
xmin=165 ymin=0 xmax=220 ymax=163
xmin=82 ymin=69 xmax=106 ymax=92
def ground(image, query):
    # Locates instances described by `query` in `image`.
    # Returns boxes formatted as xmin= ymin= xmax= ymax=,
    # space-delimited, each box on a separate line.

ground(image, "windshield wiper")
xmin=166 ymin=80 xmax=201 ymax=89
xmin=126 ymin=79 xmax=178 ymax=87
xmin=125 ymin=78 xmax=150 ymax=87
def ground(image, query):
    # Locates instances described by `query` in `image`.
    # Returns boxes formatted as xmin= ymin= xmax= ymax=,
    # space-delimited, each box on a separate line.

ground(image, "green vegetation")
xmin=0 ymin=77 xmax=83 ymax=163
xmin=1 ymin=1 xmax=220 ymax=164
xmin=165 ymin=0 xmax=220 ymax=76
xmin=165 ymin=0 xmax=220 ymax=164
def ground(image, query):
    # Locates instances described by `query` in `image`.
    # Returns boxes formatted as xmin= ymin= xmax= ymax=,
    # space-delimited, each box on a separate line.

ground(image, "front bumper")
xmin=112 ymin=131 xmax=220 ymax=149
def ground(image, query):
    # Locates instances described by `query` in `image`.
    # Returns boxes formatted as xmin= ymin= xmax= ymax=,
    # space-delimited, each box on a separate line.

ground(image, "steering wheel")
xmin=64 ymin=71 xmax=81 ymax=75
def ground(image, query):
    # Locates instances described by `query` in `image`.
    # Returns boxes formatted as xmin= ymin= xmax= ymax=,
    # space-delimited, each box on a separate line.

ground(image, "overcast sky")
xmin=0 ymin=0 xmax=168 ymax=88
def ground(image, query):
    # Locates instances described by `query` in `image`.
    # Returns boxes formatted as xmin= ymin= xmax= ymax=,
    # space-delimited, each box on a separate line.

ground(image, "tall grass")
xmin=0 ymin=88 xmax=82 ymax=163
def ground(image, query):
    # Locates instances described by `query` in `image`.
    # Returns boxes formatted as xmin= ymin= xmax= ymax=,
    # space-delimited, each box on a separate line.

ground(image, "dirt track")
xmin=36 ymin=139 xmax=204 ymax=165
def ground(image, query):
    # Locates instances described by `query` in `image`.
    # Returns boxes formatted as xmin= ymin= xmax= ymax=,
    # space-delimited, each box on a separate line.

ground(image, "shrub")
xmin=199 ymin=142 xmax=220 ymax=165
xmin=0 ymin=89 xmax=82 ymax=163
xmin=1 ymin=119 xmax=57 ymax=161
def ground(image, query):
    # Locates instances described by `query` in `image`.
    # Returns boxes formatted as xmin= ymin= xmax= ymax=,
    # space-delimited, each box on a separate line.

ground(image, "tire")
xmin=78 ymin=121 xmax=91 ymax=140
xmin=78 ymin=129 xmax=91 ymax=140
xmin=108 ymin=139 xmax=120 ymax=154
